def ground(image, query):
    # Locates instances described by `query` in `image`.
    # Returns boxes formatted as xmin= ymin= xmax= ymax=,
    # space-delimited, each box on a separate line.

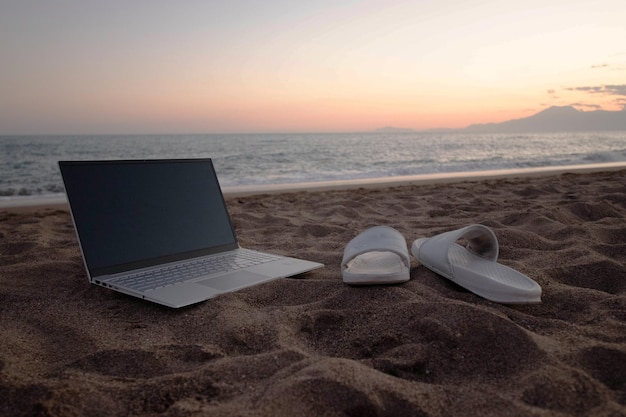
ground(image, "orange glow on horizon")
xmin=1 ymin=1 xmax=624 ymax=134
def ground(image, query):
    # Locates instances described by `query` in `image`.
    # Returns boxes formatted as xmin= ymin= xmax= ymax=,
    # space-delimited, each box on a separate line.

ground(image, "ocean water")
xmin=1 ymin=132 xmax=625 ymax=198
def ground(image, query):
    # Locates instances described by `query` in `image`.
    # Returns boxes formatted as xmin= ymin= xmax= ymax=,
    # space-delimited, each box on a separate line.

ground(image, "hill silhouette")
xmin=463 ymin=106 xmax=626 ymax=133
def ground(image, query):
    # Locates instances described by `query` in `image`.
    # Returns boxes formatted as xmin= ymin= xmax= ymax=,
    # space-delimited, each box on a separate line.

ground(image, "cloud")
xmin=569 ymin=102 xmax=602 ymax=111
xmin=613 ymin=97 xmax=626 ymax=109
xmin=565 ymin=84 xmax=626 ymax=97
xmin=605 ymin=85 xmax=626 ymax=96
xmin=546 ymin=89 xmax=559 ymax=99
xmin=591 ymin=52 xmax=626 ymax=71
xmin=567 ymin=86 xmax=603 ymax=93
xmin=553 ymin=84 xmax=626 ymax=111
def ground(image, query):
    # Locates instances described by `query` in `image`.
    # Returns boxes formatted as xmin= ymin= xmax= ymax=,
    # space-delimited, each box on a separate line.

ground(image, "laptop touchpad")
xmin=197 ymin=271 xmax=271 ymax=291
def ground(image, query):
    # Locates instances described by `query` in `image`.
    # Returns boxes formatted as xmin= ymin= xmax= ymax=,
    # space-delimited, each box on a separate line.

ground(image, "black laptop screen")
xmin=59 ymin=159 xmax=238 ymax=276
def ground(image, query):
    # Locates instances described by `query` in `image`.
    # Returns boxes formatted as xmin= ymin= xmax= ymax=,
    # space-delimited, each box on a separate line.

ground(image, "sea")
xmin=1 ymin=131 xmax=625 ymax=200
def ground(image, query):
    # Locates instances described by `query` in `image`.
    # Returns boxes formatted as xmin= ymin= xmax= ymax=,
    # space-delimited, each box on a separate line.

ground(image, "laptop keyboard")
xmin=107 ymin=250 xmax=282 ymax=292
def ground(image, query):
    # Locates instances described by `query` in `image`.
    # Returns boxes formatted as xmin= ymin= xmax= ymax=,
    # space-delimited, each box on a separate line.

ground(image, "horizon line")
xmin=2 ymin=104 xmax=625 ymax=137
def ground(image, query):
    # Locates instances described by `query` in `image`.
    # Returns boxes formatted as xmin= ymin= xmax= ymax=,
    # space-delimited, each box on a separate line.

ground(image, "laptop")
xmin=59 ymin=159 xmax=323 ymax=308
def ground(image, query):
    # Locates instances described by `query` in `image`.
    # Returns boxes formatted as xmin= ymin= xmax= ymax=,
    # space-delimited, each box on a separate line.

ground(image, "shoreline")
xmin=2 ymin=162 xmax=626 ymax=210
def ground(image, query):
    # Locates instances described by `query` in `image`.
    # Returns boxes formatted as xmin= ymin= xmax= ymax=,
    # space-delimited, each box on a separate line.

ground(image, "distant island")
xmin=377 ymin=106 xmax=626 ymax=134
xmin=374 ymin=126 xmax=417 ymax=133
xmin=462 ymin=106 xmax=626 ymax=133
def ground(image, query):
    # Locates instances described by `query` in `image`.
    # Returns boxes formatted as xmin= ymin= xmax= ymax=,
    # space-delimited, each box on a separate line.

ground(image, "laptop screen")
xmin=59 ymin=159 xmax=238 ymax=277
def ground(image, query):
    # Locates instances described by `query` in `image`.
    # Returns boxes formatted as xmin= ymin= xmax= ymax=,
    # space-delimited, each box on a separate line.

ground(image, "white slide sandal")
xmin=412 ymin=224 xmax=541 ymax=303
xmin=342 ymin=226 xmax=410 ymax=285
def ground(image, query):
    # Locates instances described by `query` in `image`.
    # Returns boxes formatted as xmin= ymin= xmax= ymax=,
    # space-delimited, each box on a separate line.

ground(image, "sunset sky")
xmin=1 ymin=0 xmax=625 ymax=134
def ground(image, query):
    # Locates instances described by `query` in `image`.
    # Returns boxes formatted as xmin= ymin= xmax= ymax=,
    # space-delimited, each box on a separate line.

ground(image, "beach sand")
xmin=1 ymin=170 xmax=625 ymax=416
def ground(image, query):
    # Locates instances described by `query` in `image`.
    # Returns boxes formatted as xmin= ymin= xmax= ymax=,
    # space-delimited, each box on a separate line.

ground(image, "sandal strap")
xmin=417 ymin=224 xmax=499 ymax=277
xmin=342 ymin=226 xmax=410 ymax=270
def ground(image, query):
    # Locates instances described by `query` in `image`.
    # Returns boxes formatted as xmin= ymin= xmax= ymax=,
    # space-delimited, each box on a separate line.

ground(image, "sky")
xmin=1 ymin=0 xmax=625 ymax=134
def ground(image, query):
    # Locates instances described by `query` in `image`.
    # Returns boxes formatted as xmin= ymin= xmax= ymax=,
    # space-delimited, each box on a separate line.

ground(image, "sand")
xmin=1 ymin=170 xmax=625 ymax=417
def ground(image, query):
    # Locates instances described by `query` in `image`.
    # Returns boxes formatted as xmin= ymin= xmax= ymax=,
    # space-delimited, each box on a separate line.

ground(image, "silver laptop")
xmin=59 ymin=159 xmax=323 ymax=308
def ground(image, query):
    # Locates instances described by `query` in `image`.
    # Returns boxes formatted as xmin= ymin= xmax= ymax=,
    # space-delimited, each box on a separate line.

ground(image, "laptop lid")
xmin=59 ymin=159 xmax=239 ymax=278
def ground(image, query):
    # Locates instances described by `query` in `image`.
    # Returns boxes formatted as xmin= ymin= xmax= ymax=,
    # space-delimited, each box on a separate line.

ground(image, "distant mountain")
xmin=463 ymin=106 xmax=626 ymax=133
xmin=374 ymin=126 xmax=417 ymax=133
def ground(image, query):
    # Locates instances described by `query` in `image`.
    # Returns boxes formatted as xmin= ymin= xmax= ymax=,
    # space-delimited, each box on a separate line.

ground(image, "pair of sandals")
xmin=341 ymin=224 xmax=542 ymax=304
